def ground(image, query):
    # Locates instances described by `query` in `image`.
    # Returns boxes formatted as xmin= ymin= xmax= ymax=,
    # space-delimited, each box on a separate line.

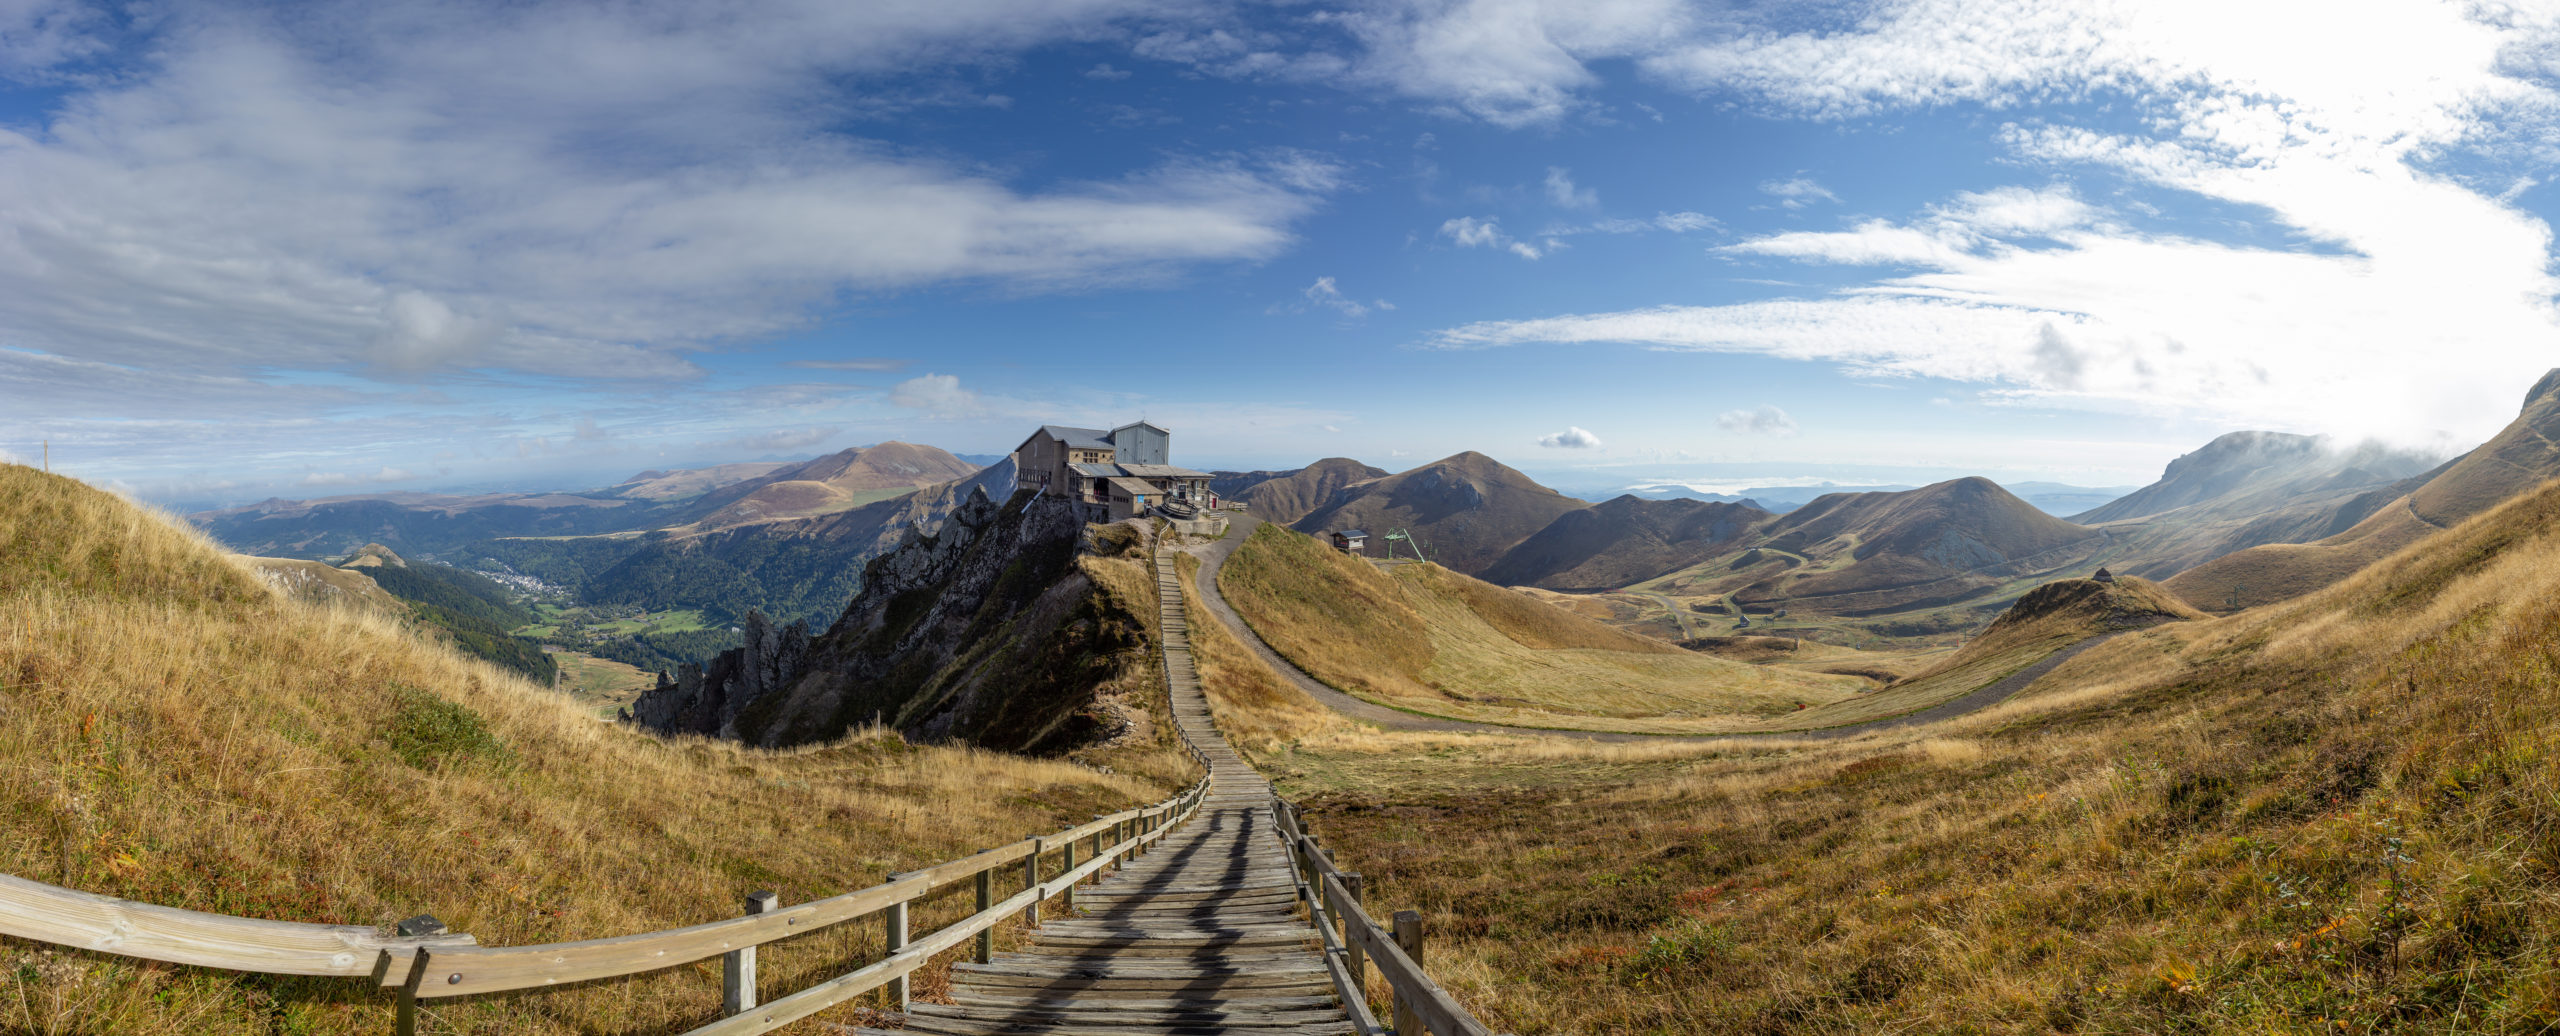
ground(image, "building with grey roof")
xmin=1011 ymin=420 xmax=1215 ymax=519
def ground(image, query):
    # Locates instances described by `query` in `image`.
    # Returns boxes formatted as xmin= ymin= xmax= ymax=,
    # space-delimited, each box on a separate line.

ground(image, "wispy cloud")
xmin=1544 ymin=167 xmax=1598 ymax=209
xmin=1427 ymin=3 xmax=2560 ymax=448
xmin=1758 ymin=177 xmax=1838 ymax=209
xmin=888 ymin=373 xmax=984 ymax=417
xmin=1440 ymin=216 xmax=1548 ymax=260
xmin=1286 ymin=276 xmax=1390 ymax=318
xmin=1716 ymin=406 xmax=1797 ymax=436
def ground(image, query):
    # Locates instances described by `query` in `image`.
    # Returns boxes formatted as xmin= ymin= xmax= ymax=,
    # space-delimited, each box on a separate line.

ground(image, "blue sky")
xmin=4 ymin=0 xmax=2559 ymax=507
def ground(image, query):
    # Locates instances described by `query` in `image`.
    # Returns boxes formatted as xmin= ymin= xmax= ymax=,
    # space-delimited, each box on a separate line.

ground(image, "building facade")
xmin=1011 ymin=421 xmax=1215 ymax=519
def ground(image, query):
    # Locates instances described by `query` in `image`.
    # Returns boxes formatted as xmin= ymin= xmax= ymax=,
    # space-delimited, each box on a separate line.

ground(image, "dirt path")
xmin=1185 ymin=515 xmax=2123 ymax=744
xmin=1638 ymin=592 xmax=1697 ymax=639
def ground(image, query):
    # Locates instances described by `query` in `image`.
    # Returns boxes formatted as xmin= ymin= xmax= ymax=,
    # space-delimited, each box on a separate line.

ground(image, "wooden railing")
xmin=0 ymin=767 xmax=1211 ymax=1035
xmin=1269 ymin=794 xmax=1500 ymax=1036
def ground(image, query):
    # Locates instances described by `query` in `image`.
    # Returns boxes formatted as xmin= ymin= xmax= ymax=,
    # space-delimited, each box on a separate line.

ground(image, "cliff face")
xmin=626 ymin=488 xmax=1162 ymax=754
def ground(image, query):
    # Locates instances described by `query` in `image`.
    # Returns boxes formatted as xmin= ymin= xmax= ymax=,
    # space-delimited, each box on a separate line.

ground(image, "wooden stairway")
xmin=878 ymin=547 xmax=1351 ymax=1036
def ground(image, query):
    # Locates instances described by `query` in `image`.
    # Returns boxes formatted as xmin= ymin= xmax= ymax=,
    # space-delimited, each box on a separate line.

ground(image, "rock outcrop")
xmin=625 ymin=487 xmax=1160 ymax=754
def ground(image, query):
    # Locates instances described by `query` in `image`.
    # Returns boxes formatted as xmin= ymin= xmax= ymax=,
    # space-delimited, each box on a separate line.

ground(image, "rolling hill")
xmin=2168 ymin=367 xmax=2560 ymax=610
xmin=1212 ymin=457 xmax=1389 ymax=525
xmin=1218 ymin=522 xmax=1866 ymax=732
xmin=1288 ymin=452 xmax=1589 ymax=574
xmin=1634 ymin=477 xmax=2108 ymax=619
xmin=605 ymin=461 xmax=792 ymax=501
xmin=1478 ymin=495 xmax=1769 ymax=590
xmin=470 ymin=459 xmax=1020 ymax=628
xmin=677 ymin=441 xmax=981 ymax=529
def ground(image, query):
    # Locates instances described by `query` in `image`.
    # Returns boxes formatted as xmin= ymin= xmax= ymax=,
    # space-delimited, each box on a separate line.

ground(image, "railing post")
xmin=1342 ymin=873 xmax=1367 ymax=1001
xmin=394 ymin=955 xmax=425 ymax=1036
xmin=392 ymin=914 xmax=442 ymax=1036
xmin=1062 ymin=837 xmax=1078 ymax=915
xmin=884 ymin=897 xmax=910 ymax=1012
xmin=723 ymin=890 xmax=777 ymax=1016
xmin=1392 ymin=910 xmax=1424 ymax=1036
xmin=1024 ymin=838 xmax=1044 ymax=928
xmin=974 ymin=868 xmax=995 ymax=963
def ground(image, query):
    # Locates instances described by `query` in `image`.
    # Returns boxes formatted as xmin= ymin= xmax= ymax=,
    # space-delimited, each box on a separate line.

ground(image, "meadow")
xmin=1202 ymin=477 xmax=2560 ymax=1034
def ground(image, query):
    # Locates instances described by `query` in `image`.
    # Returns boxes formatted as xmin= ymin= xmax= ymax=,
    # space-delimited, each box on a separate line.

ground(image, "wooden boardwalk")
xmin=878 ymin=547 xmax=1351 ymax=1036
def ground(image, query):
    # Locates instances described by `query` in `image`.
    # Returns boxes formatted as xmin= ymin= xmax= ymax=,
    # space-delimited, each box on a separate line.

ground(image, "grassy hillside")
xmin=1289 ymin=452 xmax=1589 ymax=575
xmin=345 ymin=550 xmax=559 ymax=683
xmin=1220 ymin=457 xmax=1387 ymax=525
xmin=1219 ymin=523 xmax=1865 ymax=732
xmin=1759 ymin=575 xmax=2205 ymax=731
xmin=1479 ymin=495 xmax=1768 ymax=591
xmin=0 ymin=464 xmax=1185 ymax=1035
xmin=1249 ymin=474 xmax=2560 ymax=1034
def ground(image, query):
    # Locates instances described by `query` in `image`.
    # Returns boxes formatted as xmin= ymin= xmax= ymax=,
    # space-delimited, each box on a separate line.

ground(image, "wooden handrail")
xmin=1271 ymin=793 xmax=1500 ymax=1036
xmin=0 ymin=873 xmax=473 ymax=978
xmin=0 ymin=768 xmax=1208 ymax=1032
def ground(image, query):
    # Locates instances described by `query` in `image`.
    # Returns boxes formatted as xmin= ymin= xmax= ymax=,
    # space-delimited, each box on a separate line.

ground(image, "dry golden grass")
xmin=550 ymin=649 xmax=658 ymax=720
xmin=1220 ymin=525 xmax=1864 ymax=733
xmin=1281 ymin=475 xmax=2560 ymax=1035
xmin=0 ymin=464 xmax=1184 ymax=1035
xmin=1173 ymin=553 xmax=1352 ymax=762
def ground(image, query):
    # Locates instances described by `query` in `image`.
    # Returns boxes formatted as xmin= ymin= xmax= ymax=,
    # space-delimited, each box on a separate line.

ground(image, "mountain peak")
xmin=2527 ymin=367 xmax=2560 ymax=410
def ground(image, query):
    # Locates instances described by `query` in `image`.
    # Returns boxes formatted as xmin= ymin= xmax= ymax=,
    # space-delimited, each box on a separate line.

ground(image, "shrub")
xmin=381 ymin=684 xmax=509 ymax=770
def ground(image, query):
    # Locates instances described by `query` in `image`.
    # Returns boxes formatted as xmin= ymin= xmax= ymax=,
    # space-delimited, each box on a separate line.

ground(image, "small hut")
xmin=2093 ymin=567 xmax=2117 ymax=583
xmin=1330 ymin=530 xmax=1368 ymax=554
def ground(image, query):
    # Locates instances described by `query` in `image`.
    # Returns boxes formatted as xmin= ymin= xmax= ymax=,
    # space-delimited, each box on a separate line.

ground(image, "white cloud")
xmin=1575 ymin=211 xmax=1719 ymax=235
xmin=888 ymin=373 xmax=983 ymax=416
xmin=1716 ymin=406 xmax=1797 ymax=436
xmin=1537 ymin=425 xmax=1603 ymax=448
xmin=0 ymin=0 xmax=103 ymax=78
xmin=1431 ymin=2 xmax=2560 ymax=448
xmin=1544 ymin=166 xmax=1597 ymax=208
xmin=0 ymin=2 xmax=1341 ymax=403
xmin=1084 ymin=62 xmax=1132 ymax=80
xmin=1441 ymin=215 xmax=1507 ymax=248
xmin=1324 ymin=0 xmax=1695 ymax=127
xmin=1758 ymin=177 xmax=1838 ymax=208
xmin=1441 ymin=216 xmax=1543 ymax=259
xmin=1722 ymin=219 xmax=1973 ymax=266
xmin=1297 ymin=276 xmax=1387 ymax=318
xmin=1936 ymin=185 xmax=2094 ymax=236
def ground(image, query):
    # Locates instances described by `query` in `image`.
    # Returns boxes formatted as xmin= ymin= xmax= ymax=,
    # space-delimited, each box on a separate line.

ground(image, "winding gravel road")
xmin=1183 ymin=514 xmax=2125 ymax=744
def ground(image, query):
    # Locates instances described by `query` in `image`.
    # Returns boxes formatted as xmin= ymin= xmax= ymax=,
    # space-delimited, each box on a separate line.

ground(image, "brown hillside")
xmin=1219 ymin=523 xmax=1863 ymax=733
xmin=1711 ymin=477 xmax=2106 ymax=614
xmin=687 ymin=441 xmax=980 ymax=528
xmin=0 ymin=464 xmax=1184 ymax=1035
xmin=1288 ymin=452 xmax=1589 ymax=574
xmin=2168 ymin=368 xmax=2560 ymax=611
xmin=1219 ymin=457 xmax=1388 ymax=524
xmin=1480 ymin=494 xmax=1769 ymax=590
xmin=609 ymin=460 xmax=791 ymax=501
xmin=1278 ymin=447 xmax=2560 ymax=1036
